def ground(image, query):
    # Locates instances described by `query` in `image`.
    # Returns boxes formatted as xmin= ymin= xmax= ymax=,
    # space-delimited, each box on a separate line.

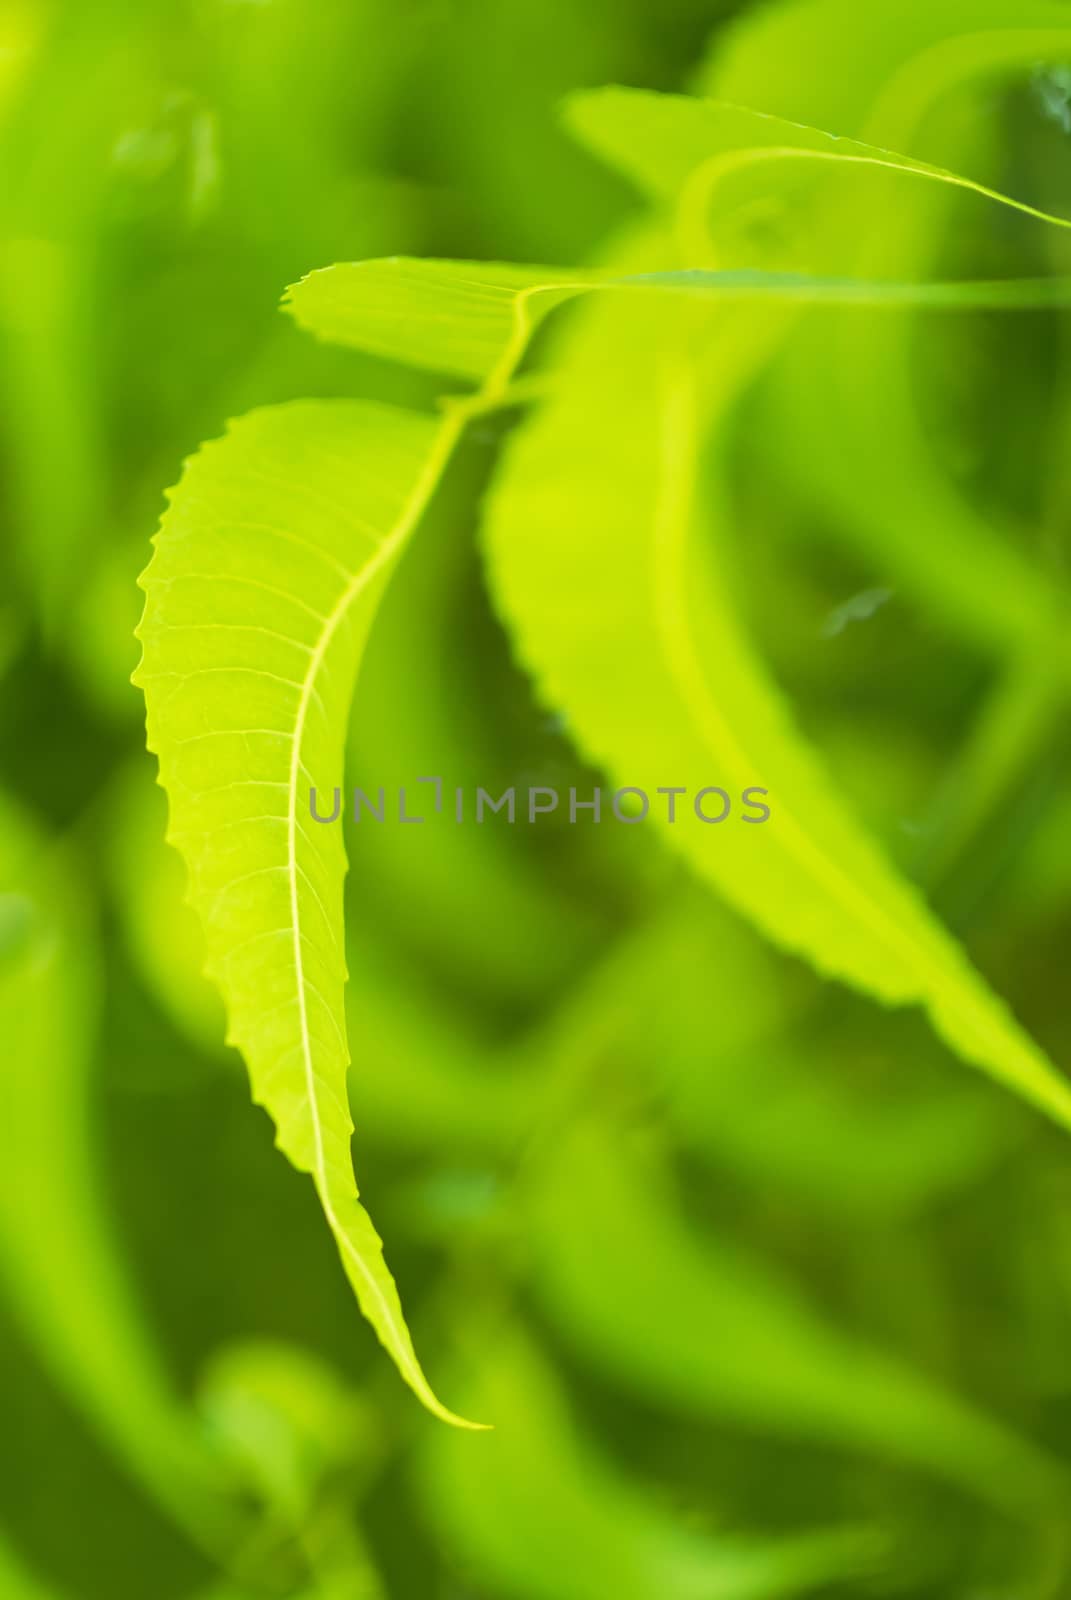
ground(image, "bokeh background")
xmin=5 ymin=1 xmax=1071 ymax=1596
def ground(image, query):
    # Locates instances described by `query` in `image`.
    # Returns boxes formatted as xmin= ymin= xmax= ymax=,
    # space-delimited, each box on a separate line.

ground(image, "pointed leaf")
xmin=288 ymin=257 xmax=1071 ymax=382
xmin=480 ymin=265 xmax=1071 ymax=1131
xmin=563 ymin=86 xmax=1071 ymax=232
xmin=135 ymin=398 xmax=480 ymax=1426
xmin=563 ymin=85 xmax=1071 ymax=660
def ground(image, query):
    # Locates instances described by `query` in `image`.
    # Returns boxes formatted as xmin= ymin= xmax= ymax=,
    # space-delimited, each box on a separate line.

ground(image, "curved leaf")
xmin=692 ymin=8 xmax=1071 ymax=660
xmin=139 ymin=127 xmax=1071 ymax=1422
xmin=341 ymin=425 xmax=610 ymax=1011
xmin=528 ymin=1120 xmax=1063 ymax=1509
xmin=563 ymin=86 xmax=1071 ymax=230
xmin=0 ymin=1536 xmax=63 ymax=1600
xmin=418 ymin=1323 xmax=868 ymax=1600
xmin=135 ymin=398 xmax=482 ymax=1425
xmin=480 ymin=252 xmax=1071 ymax=1130
xmin=0 ymin=793 xmax=229 ymax=1542
xmin=587 ymin=895 xmax=1017 ymax=1222
xmin=286 ymin=258 xmax=577 ymax=380
xmin=288 ymin=256 xmax=1071 ymax=380
xmin=199 ymin=1340 xmax=385 ymax=1598
xmin=698 ymin=1 xmax=1071 ymax=140
xmin=563 ymin=87 xmax=1071 ymax=659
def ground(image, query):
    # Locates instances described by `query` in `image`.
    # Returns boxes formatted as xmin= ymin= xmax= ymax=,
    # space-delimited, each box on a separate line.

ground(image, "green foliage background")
xmin=4 ymin=1 xmax=1071 ymax=1596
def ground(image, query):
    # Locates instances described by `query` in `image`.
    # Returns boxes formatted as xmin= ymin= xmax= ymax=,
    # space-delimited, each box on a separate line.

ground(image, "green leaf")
xmin=621 ymin=272 xmax=1071 ymax=308
xmin=285 ymin=258 xmax=577 ymax=380
xmin=418 ymin=1323 xmax=868 ymax=1600
xmin=528 ymin=1120 xmax=1063 ymax=1508
xmin=288 ymin=257 xmax=1071 ymax=381
xmin=283 ymin=234 xmax=1071 ymax=1125
xmin=135 ymin=398 xmax=483 ymax=1427
xmin=562 ymin=87 xmax=1071 ymax=660
xmin=480 ymin=247 xmax=1071 ymax=1131
xmin=138 ymin=126 xmax=1071 ymax=1425
xmin=562 ymin=86 xmax=1071 ymax=230
xmin=735 ymin=1 xmax=1071 ymax=662
xmin=0 ymin=793 xmax=229 ymax=1542
xmin=199 ymin=1341 xmax=386 ymax=1599
xmin=343 ymin=921 xmax=540 ymax=1156
xmin=199 ymin=1340 xmax=375 ymax=1521
xmin=0 ymin=1536 xmax=63 ymax=1600
xmin=341 ymin=430 xmax=610 ymax=1012
xmin=576 ymin=894 xmax=1017 ymax=1222
xmin=697 ymin=1 xmax=1071 ymax=141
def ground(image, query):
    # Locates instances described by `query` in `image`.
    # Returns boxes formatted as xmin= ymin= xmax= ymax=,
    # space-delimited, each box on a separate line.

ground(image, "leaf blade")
xmin=563 ymin=84 xmax=1071 ymax=235
xmin=563 ymin=84 xmax=1071 ymax=661
xmin=287 ymin=256 xmax=1071 ymax=380
xmin=136 ymin=398 xmax=480 ymax=1426
xmin=480 ymin=263 xmax=1071 ymax=1131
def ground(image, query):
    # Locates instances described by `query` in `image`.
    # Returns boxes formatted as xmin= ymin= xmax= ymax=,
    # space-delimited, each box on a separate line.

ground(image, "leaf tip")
xmin=430 ymin=1405 xmax=493 ymax=1433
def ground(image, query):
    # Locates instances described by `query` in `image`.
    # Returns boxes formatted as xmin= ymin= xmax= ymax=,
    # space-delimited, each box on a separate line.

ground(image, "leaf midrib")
xmin=282 ymin=282 xmax=553 ymax=1409
xmin=285 ymin=402 xmax=466 ymax=1371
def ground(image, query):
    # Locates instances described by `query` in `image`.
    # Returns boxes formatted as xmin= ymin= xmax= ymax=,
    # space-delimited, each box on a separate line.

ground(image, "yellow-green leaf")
xmin=481 ymin=259 xmax=1071 ymax=1131
xmin=135 ymin=398 xmax=480 ymax=1426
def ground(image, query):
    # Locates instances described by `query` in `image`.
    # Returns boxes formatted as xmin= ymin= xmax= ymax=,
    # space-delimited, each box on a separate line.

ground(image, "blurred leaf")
xmin=199 ymin=1340 xmax=375 ymax=1523
xmin=412 ymin=0 xmax=632 ymax=262
xmin=667 ymin=1039 xmax=1015 ymax=1222
xmin=342 ymin=427 xmax=608 ymax=1017
xmin=0 ymin=7 xmax=152 ymax=636
xmin=0 ymin=791 xmax=229 ymax=1544
xmin=481 ymin=229 xmax=1071 ymax=1132
xmin=564 ymin=85 xmax=1071 ymax=227
xmin=564 ymin=87 xmax=1071 ymax=659
xmin=0 ymin=1531 xmax=65 ymax=1599
xmin=200 ymin=1341 xmax=385 ymax=1600
xmin=697 ymin=11 xmax=1071 ymax=663
xmin=65 ymin=535 xmax=146 ymax=725
xmin=0 ymin=233 xmax=106 ymax=638
xmin=344 ymin=923 xmax=538 ymax=1155
xmin=603 ymin=896 xmax=1017 ymax=1221
xmin=419 ymin=1323 xmax=867 ymax=1600
xmin=289 ymin=256 xmax=1071 ymax=383
xmin=528 ymin=1120 xmax=1062 ymax=1509
xmin=698 ymin=0 xmax=1071 ymax=140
